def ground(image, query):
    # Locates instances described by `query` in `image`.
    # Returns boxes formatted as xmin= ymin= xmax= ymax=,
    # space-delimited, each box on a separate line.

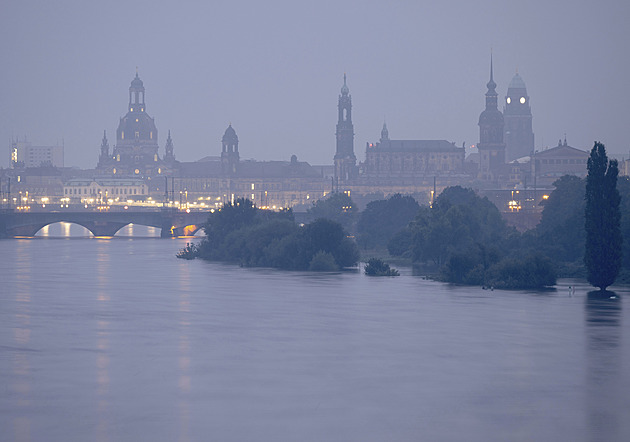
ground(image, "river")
xmin=1 ymin=225 xmax=630 ymax=441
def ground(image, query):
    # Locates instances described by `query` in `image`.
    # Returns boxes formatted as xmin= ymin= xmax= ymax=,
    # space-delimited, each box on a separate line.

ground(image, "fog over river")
xmin=1 ymin=225 xmax=630 ymax=441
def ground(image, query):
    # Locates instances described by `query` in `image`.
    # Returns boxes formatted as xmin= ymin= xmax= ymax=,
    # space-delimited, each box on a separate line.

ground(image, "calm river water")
xmin=1 ymin=224 xmax=630 ymax=441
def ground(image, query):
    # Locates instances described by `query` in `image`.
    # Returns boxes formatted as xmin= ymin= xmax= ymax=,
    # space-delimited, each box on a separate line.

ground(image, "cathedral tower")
xmin=503 ymin=71 xmax=534 ymax=161
xmin=334 ymin=74 xmax=357 ymax=185
xmin=221 ymin=124 xmax=239 ymax=175
xmin=477 ymin=56 xmax=505 ymax=181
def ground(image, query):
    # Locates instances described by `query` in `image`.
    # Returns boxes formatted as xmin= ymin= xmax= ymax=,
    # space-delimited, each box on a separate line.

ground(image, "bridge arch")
xmin=32 ymin=220 xmax=131 ymax=237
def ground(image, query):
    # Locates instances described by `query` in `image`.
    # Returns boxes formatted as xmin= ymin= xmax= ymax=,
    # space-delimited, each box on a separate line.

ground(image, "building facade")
xmin=63 ymin=178 xmax=148 ymax=202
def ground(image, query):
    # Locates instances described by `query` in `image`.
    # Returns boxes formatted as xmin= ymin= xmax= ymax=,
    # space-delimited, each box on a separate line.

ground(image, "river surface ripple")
xmin=1 ymin=234 xmax=630 ymax=441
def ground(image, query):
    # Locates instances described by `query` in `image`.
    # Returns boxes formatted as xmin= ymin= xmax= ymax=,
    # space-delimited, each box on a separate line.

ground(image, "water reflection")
xmin=585 ymin=291 xmax=622 ymax=442
xmin=13 ymin=240 xmax=32 ymax=441
xmin=95 ymin=242 xmax=111 ymax=441
xmin=178 ymin=263 xmax=192 ymax=442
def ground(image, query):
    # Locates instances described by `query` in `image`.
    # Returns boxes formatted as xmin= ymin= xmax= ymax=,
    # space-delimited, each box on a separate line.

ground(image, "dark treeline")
xmin=180 ymin=156 xmax=628 ymax=288
xmin=179 ymin=198 xmax=359 ymax=271
xmin=382 ymin=186 xmax=555 ymax=289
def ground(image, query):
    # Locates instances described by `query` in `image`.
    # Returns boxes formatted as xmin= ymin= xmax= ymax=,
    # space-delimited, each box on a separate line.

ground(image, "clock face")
xmin=520 ymin=97 xmax=526 ymax=104
xmin=506 ymin=97 xmax=511 ymax=104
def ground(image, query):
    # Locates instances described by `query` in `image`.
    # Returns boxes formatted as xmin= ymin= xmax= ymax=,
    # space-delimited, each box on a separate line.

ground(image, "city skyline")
xmin=1 ymin=0 xmax=629 ymax=169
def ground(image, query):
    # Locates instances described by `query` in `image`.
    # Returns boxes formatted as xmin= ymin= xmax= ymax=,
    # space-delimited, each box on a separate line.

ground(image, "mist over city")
xmin=1 ymin=0 xmax=628 ymax=168
xmin=3 ymin=2 xmax=630 ymax=441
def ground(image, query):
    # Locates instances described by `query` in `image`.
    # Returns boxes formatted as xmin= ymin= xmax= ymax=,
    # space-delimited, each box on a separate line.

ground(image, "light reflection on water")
xmin=1 ymin=237 xmax=630 ymax=441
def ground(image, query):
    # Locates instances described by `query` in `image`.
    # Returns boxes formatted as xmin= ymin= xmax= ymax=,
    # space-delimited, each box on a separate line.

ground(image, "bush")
xmin=176 ymin=242 xmax=198 ymax=260
xmin=364 ymin=258 xmax=400 ymax=276
xmin=485 ymin=253 xmax=556 ymax=289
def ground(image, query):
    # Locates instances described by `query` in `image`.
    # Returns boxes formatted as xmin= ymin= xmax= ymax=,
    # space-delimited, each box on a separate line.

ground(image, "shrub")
xmin=364 ymin=258 xmax=400 ymax=276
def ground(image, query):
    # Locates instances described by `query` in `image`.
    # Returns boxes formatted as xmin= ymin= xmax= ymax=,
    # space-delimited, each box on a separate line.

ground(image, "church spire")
xmin=380 ymin=121 xmax=389 ymax=142
xmin=100 ymin=130 xmax=109 ymax=158
xmin=165 ymin=130 xmax=175 ymax=161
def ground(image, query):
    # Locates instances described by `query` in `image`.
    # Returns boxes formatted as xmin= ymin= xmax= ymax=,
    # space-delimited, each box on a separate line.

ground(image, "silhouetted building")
xmin=334 ymin=74 xmax=358 ymax=185
xmin=477 ymin=56 xmax=506 ymax=182
xmin=175 ymin=124 xmax=329 ymax=209
xmin=221 ymin=124 xmax=240 ymax=175
xmin=531 ymin=137 xmax=588 ymax=187
xmin=97 ymin=72 xmax=176 ymax=177
xmin=362 ymin=125 xmax=465 ymax=183
xmin=503 ymin=72 xmax=535 ymax=161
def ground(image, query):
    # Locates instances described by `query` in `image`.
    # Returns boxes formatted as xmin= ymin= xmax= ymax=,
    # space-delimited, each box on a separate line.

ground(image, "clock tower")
xmin=503 ymin=71 xmax=534 ymax=161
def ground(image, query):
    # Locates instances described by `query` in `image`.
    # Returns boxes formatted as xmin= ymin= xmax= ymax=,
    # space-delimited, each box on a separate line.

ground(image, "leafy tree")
xmin=535 ymin=175 xmax=586 ymax=263
xmin=356 ymin=194 xmax=419 ymax=249
xmin=585 ymin=142 xmax=622 ymax=290
xmin=308 ymin=192 xmax=357 ymax=233
xmin=308 ymin=251 xmax=339 ymax=272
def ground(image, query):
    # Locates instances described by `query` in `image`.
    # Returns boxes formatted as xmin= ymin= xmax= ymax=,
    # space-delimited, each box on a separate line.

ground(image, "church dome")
xmin=222 ymin=124 xmax=238 ymax=143
xmin=131 ymin=73 xmax=144 ymax=89
xmin=479 ymin=108 xmax=504 ymax=126
xmin=117 ymin=112 xmax=158 ymax=144
xmin=508 ymin=73 xmax=526 ymax=90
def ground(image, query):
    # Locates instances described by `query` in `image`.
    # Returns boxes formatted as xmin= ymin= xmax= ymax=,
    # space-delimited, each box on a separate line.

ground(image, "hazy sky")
xmin=1 ymin=0 xmax=628 ymax=169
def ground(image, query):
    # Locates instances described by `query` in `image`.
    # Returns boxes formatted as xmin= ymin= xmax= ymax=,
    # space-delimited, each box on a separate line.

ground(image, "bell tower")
xmin=334 ymin=74 xmax=357 ymax=186
xmin=477 ymin=55 xmax=505 ymax=181
xmin=503 ymin=71 xmax=534 ymax=161
xmin=221 ymin=124 xmax=239 ymax=175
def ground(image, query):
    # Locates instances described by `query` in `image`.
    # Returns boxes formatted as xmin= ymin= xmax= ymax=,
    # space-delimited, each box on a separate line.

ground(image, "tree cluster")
xmin=184 ymin=198 xmax=359 ymax=271
xmin=388 ymin=186 xmax=556 ymax=289
xmin=356 ymin=194 xmax=419 ymax=250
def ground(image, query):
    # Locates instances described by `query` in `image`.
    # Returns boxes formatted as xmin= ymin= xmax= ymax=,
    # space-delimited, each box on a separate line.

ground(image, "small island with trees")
xmin=179 ymin=142 xmax=625 ymax=292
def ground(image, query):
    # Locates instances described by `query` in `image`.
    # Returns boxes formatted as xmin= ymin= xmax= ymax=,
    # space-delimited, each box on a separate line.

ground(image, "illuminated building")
xmin=10 ymin=139 xmax=64 ymax=168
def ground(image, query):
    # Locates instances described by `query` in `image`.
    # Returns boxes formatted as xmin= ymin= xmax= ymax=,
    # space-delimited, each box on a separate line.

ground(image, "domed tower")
xmin=334 ymin=74 xmax=357 ymax=186
xmin=477 ymin=55 xmax=505 ymax=181
xmin=111 ymin=72 xmax=161 ymax=175
xmin=503 ymin=71 xmax=534 ymax=161
xmin=221 ymin=124 xmax=239 ymax=175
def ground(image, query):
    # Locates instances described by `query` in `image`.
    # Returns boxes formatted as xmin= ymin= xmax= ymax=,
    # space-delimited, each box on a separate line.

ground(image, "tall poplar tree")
xmin=585 ymin=142 xmax=622 ymax=290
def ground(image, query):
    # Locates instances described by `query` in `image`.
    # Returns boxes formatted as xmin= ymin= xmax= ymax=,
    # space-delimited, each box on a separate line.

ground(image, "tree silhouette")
xmin=585 ymin=142 xmax=622 ymax=290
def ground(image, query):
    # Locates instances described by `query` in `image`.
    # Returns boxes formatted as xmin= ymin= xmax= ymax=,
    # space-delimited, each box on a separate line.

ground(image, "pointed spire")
xmin=381 ymin=121 xmax=389 ymax=141
xmin=341 ymin=73 xmax=349 ymax=95
xmin=487 ymin=51 xmax=497 ymax=92
xmin=100 ymin=130 xmax=110 ymax=157
xmin=165 ymin=130 xmax=174 ymax=160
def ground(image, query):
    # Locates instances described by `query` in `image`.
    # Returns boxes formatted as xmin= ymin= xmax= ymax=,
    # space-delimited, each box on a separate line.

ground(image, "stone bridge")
xmin=0 ymin=208 xmax=210 ymax=238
